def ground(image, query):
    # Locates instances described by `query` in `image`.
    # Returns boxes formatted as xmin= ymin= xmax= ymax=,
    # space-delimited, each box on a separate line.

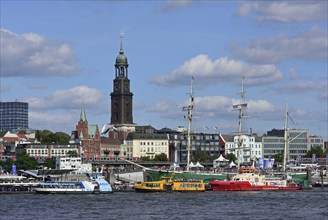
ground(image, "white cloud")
xmin=30 ymin=111 xmax=76 ymax=126
xmin=25 ymin=86 xmax=103 ymax=110
xmin=29 ymin=111 xmax=79 ymax=133
xmin=159 ymin=0 xmax=193 ymax=12
xmin=27 ymin=84 xmax=47 ymax=90
xmin=276 ymin=81 xmax=328 ymax=102
xmin=238 ymin=1 xmax=327 ymax=23
xmin=148 ymin=100 xmax=182 ymax=120
xmin=26 ymin=86 xmax=107 ymax=133
xmin=150 ymin=100 xmax=178 ymax=113
xmin=151 ymin=54 xmax=283 ymax=87
xmin=233 ymin=28 xmax=327 ymax=64
xmin=288 ymin=68 xmax=301 ymax=80
xmin=0 ymin=29 xmax=79 ymax=77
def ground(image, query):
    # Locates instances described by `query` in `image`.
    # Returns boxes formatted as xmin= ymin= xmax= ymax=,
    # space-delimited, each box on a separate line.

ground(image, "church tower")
xmin=76 ymin=103 xmax=88 ymax=139
xmin=110 ymin=34 xmax=134 ymax=125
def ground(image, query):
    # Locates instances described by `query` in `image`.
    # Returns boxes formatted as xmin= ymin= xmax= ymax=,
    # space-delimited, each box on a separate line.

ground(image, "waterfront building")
xmin=166 ymin=130 xmax=223 ymax=163
xmin=219 ymin=134 xmax=234 ymax=156
xmin=109 ymin=34 xmax=135 ymax=142
xmin=0 ymin=101 xmax=28 ymax=131
xmin=309 ymin=136 xmax=325 ymax=151
xmin=126 ymin=132 xmax=169 ymax=160
xmin=23 ymin=143 xmax=81 ymax=159
xmin=100 ymin=137 xmax=121 ymax=160
xmin=224 ymin=134 xmax=262 ymax=163
xmin=262 ymin=129 xmax=310 ymax=161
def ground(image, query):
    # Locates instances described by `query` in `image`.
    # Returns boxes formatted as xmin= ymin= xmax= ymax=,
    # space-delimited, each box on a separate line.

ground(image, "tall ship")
xmin=143 ymin=77 xmax=227 ymax=184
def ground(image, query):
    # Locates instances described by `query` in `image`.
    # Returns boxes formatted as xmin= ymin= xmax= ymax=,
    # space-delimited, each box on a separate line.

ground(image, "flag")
xmin=12 ymin=165 xmax=16 ymax=175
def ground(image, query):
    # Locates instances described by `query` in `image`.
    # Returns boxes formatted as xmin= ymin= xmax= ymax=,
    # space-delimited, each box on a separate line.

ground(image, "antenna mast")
xmin=283 ymin=99 xmax=289 ymax=173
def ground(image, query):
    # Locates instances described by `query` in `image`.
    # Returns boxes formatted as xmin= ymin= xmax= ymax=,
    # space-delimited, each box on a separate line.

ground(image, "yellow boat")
xmin=133 ymin=176 xmax=205 ymax=192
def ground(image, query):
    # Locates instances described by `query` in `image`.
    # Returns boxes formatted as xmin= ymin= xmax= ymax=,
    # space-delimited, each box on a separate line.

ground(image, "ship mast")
xmin=233 ymin=76 xmax=247 ymax=168
xmin=283 ymin=100 xmax=289 ymax=173
xmin=183 ymin=77 xmax=194 ymax=172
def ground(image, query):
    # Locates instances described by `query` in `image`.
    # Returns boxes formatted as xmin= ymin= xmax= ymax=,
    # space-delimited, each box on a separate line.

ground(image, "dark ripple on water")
xmin=0 ymin=189 xmax=327 ymax=220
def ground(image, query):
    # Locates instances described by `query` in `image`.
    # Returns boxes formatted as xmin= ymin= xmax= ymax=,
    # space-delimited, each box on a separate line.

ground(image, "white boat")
xmin=35 ymin=177 xmax=112 ymax=194
xmin=0 ymin=174 xmax=40 ymax=193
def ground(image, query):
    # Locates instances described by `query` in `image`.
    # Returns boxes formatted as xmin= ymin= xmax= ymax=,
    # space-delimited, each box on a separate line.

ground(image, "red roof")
xmin=2 ymin=137 xmax=19 ymax=142
xmin=17 ymin=134 xmax=27 ymax=139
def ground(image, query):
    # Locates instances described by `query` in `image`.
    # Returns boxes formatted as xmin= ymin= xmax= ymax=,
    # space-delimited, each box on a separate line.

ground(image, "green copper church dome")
xmin=116 ymin=52 xmax=128 ymax=64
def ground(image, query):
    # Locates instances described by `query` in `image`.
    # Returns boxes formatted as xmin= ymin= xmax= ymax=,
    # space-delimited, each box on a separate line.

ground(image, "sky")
xmin=0 ymin=1 xmax=327 ymax=140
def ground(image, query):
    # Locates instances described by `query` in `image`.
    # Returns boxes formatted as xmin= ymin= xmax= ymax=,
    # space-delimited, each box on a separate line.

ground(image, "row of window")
xmin=251 ymin=151 xmax=261 ymax=155
xmin=225 ymin=144 xmax=261 ymax=149
xmin=27 ymin=149 xmax=77 ymax=155
xmin=140 ymin=142 xmax=167 ymax=146
xmin=181 ymin=141 xmax=219 ymax=146
xmin=173 ymin=135 xmax=220 ymax=141
xmin=140 ymin=147 xmax=167 ymax=153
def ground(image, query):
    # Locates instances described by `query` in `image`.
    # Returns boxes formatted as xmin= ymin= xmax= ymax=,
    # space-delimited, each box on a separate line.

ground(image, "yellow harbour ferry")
xmin=133 ymin=175 xmax=205 ymax=193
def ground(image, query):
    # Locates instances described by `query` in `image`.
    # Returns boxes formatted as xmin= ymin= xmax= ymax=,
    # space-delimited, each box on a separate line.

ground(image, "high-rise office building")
xmin=0 ymin=101 xmax=28 ymax=131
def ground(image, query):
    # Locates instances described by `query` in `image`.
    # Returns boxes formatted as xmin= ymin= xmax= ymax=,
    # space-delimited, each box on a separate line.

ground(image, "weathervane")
xmin=119 ymin=32 xmax=125 ymax=53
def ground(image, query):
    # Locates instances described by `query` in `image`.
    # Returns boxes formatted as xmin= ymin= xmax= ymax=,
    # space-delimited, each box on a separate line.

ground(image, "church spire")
xmin=80 ymin=103 xmax=87 ymax=122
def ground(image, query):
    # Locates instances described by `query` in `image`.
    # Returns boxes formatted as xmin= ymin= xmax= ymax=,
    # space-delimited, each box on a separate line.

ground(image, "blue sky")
xmin=1 ymin=1 xmax=327 ymax=140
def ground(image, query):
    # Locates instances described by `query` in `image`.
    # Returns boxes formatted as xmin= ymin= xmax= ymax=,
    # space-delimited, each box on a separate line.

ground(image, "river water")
xmin=1 ymin=189 xmax=327 ymax=220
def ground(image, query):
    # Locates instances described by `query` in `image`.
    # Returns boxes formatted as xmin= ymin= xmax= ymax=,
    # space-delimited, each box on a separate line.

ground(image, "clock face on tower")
xmin=114 ymin=82 xmax=120 ymax=91
xmin=124 ymin=82 xmax=129 ymax=92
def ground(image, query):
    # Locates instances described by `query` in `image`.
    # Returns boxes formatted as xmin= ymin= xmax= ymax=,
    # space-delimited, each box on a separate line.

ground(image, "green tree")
xmin=66 ymin=150 xmax=78 ymax=157
xmin=153 ymin=153 xmax=168 ymax=162
xmin=36 ymin=130 xmax=70 ymax=144
xmin=15 ymin=152 xmax=38 ymax=170
xmin=37 ymin=130 xmax=55 ymax=143
xmin=306 ymin=146 xmax=325 ymax=158
xmin=140 ymin=156 xmax=152 ymax=162
xmin=273 ymin=153 xmax=283 ymax=163
xmin=54 ymin=132 xmax=70 ymax=144
xmin=0 ymin=158 xmax=14 ymax=173
xmin=193 ymin=150 xmax=208 ymax=163
xmin=0 ymin=131 xmax=7 ymax=137
xmin=208 ymin=154 xmax=219 ymax=162
xmin=225 ymin=153 xmax=237 ymax=162
xmin=44 ymin=157 xmax=56 ymax=169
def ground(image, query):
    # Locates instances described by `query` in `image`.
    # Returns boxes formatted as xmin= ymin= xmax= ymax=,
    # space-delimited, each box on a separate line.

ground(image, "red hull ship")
xmin=210 ymin=167 xmax=302 ymax=191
